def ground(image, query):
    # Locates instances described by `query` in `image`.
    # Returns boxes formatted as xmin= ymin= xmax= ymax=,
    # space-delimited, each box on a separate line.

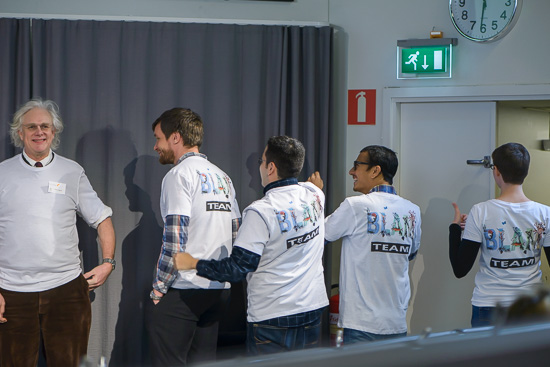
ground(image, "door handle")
xmin=466 ymin=155 xmax=492 ymax=169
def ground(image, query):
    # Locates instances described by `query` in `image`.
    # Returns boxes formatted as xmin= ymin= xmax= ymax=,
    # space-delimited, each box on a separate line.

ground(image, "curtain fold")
xmin=0 ymin=18 xmax=31 ymax=159
xmin=2 ymin=18 xmax=332 ymax=366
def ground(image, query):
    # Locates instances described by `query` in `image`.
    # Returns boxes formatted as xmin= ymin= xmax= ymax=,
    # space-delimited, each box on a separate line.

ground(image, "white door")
xmin=399 ymin=101 xmax=496 ymax=334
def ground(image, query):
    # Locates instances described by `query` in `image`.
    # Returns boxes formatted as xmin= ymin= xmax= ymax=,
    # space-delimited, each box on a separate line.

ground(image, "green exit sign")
xmin=401 ymin=46 xmax=448 ymax=73
xmin=397 ymin=38 xmax=456 ymax=79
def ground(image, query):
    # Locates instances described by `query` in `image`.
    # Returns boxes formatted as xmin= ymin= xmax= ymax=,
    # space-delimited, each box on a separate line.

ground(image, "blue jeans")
xmin=343 ymin=328 xmax=407 ymax=344
xmin=246 ymin=309 xmax=323 ymax=355
xmin=471 ymin=305 xmax=496 ymax=328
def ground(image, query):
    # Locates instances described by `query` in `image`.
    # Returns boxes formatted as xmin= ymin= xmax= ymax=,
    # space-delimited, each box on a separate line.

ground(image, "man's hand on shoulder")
xmin=174 ymin=252 xmax=199 ymax=271
xmin=307 ymin=171 xmax=324 ymax=190
xmin=83 ymin=262 xmax=113 ymax=291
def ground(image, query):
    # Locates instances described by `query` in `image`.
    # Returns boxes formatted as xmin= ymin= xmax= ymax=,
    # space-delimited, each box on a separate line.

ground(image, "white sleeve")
xmin=412 ymin=209 xmax=422 ymax=254
xmin=161 ymin=171 xmax=192 ymax=217
xmin=77 ymin=171 xmax=112 ymax=228
xmin=234 ymin=209 xmax=269 ymax=256
xmin=230 ymin=182 xmax=241 ymax=221
xmin=462 ymin=206 xmax=483 ymax=243
xmin=325 ymin=198 xmax=356 ymax=242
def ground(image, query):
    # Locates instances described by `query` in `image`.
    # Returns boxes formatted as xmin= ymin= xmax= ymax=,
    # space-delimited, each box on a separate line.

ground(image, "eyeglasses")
xmin=489 ymin=164 xmax=495 ymax=170
xmin=352 ymin=160 xmax=370 ymax=170
xmin=23 ymin=123 xmax=53 ymax=132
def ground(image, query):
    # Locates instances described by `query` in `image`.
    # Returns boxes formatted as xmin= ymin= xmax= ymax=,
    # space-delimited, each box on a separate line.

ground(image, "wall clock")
xmin=449 ymin=0 xmax=522 ymax=42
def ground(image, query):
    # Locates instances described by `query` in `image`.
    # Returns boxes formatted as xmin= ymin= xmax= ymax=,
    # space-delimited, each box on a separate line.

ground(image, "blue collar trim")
xmin=177 ymin=152 xmax=207 ymax=164
xmin=369 ymin=184 xmax=397 ymax=195
xmin=263 ymin=177 xmax=299 ymax=195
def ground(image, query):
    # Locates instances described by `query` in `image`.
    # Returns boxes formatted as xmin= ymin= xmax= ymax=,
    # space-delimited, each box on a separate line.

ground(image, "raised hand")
xmin=451 ymin=202 xmax=467 ymax=230
xmin=307 ymin=171 xmax=324 ymax=190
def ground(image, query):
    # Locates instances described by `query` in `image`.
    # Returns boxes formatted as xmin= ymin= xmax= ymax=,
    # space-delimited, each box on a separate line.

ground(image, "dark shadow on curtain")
xmin=246 ymin=152 xmax=264 ymax=198
xmin=73 ymin=126 xmax=139 ymax=366
xmin=109 ymin=155 xmax=168 ymax=366
xmin=76 ymin=126 xmax=138 ymax=278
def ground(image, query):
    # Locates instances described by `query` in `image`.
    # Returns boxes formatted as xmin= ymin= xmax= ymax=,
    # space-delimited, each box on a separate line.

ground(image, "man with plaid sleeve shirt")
xmin=148 ymin=108 xmax=241 ymax=366
xmin=174 ymin=136 xmax=328 ymax=356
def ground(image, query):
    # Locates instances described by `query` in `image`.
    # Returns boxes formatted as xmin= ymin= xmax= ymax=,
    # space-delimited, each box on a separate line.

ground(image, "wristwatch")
xmin=102 ymin=258 xmax=116 ymax=271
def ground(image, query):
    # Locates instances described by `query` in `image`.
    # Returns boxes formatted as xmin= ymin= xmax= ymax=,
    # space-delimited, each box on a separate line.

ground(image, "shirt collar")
xmin=263 ymin=177 xmax=299 ymax=195
xmin=22 ymin=149 xmax=54 ymax=167
xmin=176 ymin=152 xmax=207 ymax=165
xmin=369 ymin=184 xmax=397 ymax=195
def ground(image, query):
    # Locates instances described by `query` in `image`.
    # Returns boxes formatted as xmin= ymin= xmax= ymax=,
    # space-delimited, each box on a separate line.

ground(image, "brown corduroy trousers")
xmin=0 ymin=274 xmax=91 ymax=367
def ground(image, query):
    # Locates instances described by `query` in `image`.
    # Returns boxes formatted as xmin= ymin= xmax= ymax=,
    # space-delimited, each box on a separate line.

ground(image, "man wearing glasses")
xmin=0 ymin=99 xmax=116 ymax=366
xmin=314 ymin=145 xmax=421 ymax=344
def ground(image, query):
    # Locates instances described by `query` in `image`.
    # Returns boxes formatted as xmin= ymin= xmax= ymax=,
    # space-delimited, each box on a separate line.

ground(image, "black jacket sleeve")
xmin=544 ymin=246 xmax=550 ymax=266
xmin=449 ymin=223 xmax=481 ymax=278
xmin=196 ymin=246 xmax=260 ymax=283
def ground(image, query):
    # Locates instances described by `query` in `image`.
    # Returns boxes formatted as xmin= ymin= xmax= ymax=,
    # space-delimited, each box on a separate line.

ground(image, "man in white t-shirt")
xmin=148 ymin=108 xmax=241 ymax=366
xmin=0 ymin=99 xmax=116 ymax=367
xmin=311 ymin=145 xmax=421 ymax=344
xmin=450 ymin=142 xmax=550 ymax=327
xmin=174 ymin=136 xmax=328 ymax=356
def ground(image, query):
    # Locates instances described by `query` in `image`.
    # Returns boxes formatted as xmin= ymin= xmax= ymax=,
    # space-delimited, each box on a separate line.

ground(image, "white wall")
xmin=328 ymin=0 xmax=550 ymax=198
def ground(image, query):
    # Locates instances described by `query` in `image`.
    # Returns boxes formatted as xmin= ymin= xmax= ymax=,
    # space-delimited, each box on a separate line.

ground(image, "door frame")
xmin=383 ymin=84 xmax=550 ymax=331
xmin=382 ymin=84 xmax=550 ymax=189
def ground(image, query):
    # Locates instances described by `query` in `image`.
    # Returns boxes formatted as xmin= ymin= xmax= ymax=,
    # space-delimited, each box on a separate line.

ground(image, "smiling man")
xmin=148 ymin=107 xmax=241 ymax=366
xmin=18 ymin=106 xmax=54 ymax=160
xmin=0 ymin=99 xmax=116 ymax=367
xmin=320 ymin=145 xmax=421 ymax=344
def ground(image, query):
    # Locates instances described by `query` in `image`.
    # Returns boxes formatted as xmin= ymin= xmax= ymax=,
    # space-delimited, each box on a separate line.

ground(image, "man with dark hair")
xmin=490 ymin=142 xmax=530 ymax=184
xmin=450 ymin=142 xmax=550 ymax=327
xmin=311 ymin=145 xmax=421 ymax=344
xmin=0 ymin=99 xmax=115 ymax=367
xmin=174 ymin=136 xmax=328 ymax=356
xmin=263 ymin=135 xmax=305 ymax=179
xmin=148 ymin=107 xmax=241 ymax=366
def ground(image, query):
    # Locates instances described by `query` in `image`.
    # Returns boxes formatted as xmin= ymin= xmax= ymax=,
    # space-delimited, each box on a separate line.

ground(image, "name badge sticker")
xmin=48 ymin=181 xmax=66 ymax=195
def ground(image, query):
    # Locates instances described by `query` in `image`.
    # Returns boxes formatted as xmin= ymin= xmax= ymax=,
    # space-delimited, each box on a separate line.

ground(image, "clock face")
xmin=449 ymin=0 xmax=522 ymax=42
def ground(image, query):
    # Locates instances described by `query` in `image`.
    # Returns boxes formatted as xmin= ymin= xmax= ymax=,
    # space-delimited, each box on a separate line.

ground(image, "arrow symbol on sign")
xmin=422 ymin=55 xmax=429 ymax=70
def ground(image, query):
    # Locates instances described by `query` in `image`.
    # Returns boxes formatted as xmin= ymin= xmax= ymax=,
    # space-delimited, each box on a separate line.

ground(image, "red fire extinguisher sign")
xmin=348 ymin=89 xmax=376 ymax=125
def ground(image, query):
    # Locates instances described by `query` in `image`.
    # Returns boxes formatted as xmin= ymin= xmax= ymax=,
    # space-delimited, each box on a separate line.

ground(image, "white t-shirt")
xmin=463 ymin=199 xmax=550 ymax=307
xmin=235 ymin=182 xmax=328 ymax=322
xmin=162 ymin=155 xmax=240 ymax=289
xmin=325 ymin=192 xmax=422 ymax=334
xmin=0 ymin=154 xmax=112 ymax=292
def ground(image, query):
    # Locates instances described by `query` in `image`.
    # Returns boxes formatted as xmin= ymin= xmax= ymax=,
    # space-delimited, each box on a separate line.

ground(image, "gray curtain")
xmin=0 ymin=18 xmax=31 ymax=158
xmin=1 ymin=18 xmax=332 ymax=366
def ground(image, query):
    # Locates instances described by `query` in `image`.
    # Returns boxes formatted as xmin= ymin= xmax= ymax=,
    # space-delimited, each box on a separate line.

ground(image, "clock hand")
xmin=480 ymin=0 xmax=487 ymax=32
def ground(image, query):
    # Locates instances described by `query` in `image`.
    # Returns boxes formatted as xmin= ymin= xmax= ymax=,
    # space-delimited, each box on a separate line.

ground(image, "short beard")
xmin=158 ymin=149 xmax=175 ymax=165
